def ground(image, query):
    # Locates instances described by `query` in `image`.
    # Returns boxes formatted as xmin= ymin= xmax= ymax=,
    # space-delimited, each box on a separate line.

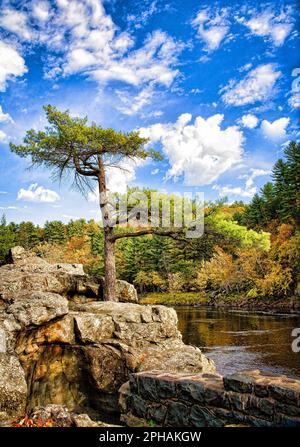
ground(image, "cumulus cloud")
xmin=214 ymin=168 xmax=270 ymax=199
xmin=192 ymin=8 xmax=229 ymax=51
xmin=139 ymin=113 xmax=244 ymax=186
xmin=0 ymin=1 xmax=183 ymax=113
xmin=32 ymin=1 xmax=50 ymax=23
xmin=17 ymin=184 xmax=60 ymax=202
xmin=88 ymin=158 xmax=145 ymax=200
xmin=239 ymin=114 xmax=259 ymax=129
xmin=0 ymin=8 xmax=32 ymax=40
xmin=88 ymin=30 xmax=182 ymax=88
xmin=261 ymin=117 xmax=290 ymax=139
xmin=0 ymin=41 xmax=27 ymax=91
xmin=221 ymin=64 xmax=281 ymax=106
xmin=238 ymin=9 xmax=293 ymax=46
xmin=0 ymin=105 xmax=13 ymax=123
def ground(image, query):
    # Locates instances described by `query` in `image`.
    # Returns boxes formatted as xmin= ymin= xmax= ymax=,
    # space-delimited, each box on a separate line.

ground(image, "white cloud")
xmin=0 ymin=41 xmax=27 ymax=91
xmin=0 ymin=1 xmax=183 ymax=113
xmin=151 ymin=168 xmax=159 ymax=175
xmin=239 ymin=114 xmax=259 ymax=129
xmin=192 ymin=8 xmax=229 ymax=51
xmin=238 ymin=9 xmax=293 ymax=46
xmin=214 ymin=168 xmax=270 ymax=199
xmin=289 ymin=92 xmax=300 ymax=109
xmin=117 ymin=86 xmax=154 ymax=115
xmin=139 ymin=113 xmax=244 ymax=186
xmin=32 ymin=1 xmax=50 ymax=22
xmin=0 ymin=105 xmax=13 ymax=123
xmin=261 ymin=117 xmax=290 ymax=139
xmin=88 ymin=158 xmax=144 ymax=200
xmin=17 ymin=184 xmax=60 ymax=202
xmin=213 ymin=184 xmax=256 ymax=198
xmin=0 ymin=130 xmax=7 ymax=142
xmin=239 ymin=63 xmax=252 ymax=72
xmin=0 ymin=8 xmax=32 ymax=40
xmin=221 ymin=64 xmax=281 ymax=106
xmin=88 ymin=30 xmax=182 ymax=88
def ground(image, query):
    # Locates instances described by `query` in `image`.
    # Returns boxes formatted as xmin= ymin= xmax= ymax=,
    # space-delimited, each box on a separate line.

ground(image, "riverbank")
xmin=140 ymin=292 xmax=300 ymax=313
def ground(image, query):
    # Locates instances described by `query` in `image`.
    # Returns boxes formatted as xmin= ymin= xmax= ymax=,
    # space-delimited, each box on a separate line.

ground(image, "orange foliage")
xmin=12 ymin=416 xmax=55 ymax=427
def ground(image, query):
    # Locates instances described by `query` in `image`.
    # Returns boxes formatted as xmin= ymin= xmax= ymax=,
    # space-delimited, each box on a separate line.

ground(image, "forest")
xmin=1 ymin=141 xmax=299 ymax=302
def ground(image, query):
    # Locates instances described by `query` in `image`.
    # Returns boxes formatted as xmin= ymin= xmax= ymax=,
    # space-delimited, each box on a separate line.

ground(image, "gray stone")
xmin=116 ymin=279 xmax=138 ymax=303
xmin=74 ymin=314 xmax=115 ymax=343
xmin=223 ymin=371 xmax=255 ymax=393
xmin=177 ymin=378 xmax=205 ymax=403
xmin=155 ymin=375 xmax=177 ymax=399
xmin=165 ymin=401 xmax=189 ymax=426
xmin=0 ymin=353 xmax=27 ymax=418
xmin=31 ymin=404 xmax=73 ymax=427
xmin=136 ymin=373 xmax=159 ymax=402
xmin=147 ymin=403 xmax=167 ymax=424
xmin=228 ymin=391 xmax=249 ymax=412
xmin=131 ymin=395 xmax=148 ymax=418
xmin=190 ymin=405 xmax=224 ymax=427
xmin=269 ymin=382 xmax=300 ymax=406
xmin=7 ymin=292 xmax=69 ymax=327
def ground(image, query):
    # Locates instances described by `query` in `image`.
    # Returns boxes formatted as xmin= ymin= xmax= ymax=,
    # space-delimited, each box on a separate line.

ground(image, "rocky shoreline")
xmin=141 ymin=293 xmax=300 ymax=314
xmin=0 ymin=247 xmax=299 ymax=427
xmin=0 ymin=247 xmax=214 ymax=427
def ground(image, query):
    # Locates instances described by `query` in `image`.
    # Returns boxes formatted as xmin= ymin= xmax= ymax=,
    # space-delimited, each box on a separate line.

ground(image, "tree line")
xmin=1 ymin=140 xmax=299 ymax=299
xmin=2 ymin=104 xmax=299 ymax=300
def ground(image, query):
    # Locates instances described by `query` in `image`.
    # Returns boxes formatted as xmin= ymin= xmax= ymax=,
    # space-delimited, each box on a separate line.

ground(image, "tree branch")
xmin=73 ymin=155 xmax=99 ymax=176
xmin=109 ymin=227 xmax=186 ymax=242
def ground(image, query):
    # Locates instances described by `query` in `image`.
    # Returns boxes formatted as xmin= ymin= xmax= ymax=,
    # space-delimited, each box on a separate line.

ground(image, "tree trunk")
xmin=97 ymin=155 xmax=118 ymax=301
xmin=103 ymin=227 xmax=117 ymax=301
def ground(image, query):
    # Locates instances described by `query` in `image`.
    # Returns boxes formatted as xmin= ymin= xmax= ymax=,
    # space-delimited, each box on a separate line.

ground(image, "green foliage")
xmin=44 ymin=221 xmax=67 ymax=244
xmin=10 ymin=105 xmax=162 ymax=195
xmin=0 ymin=215 xmax=15 ymax=262
xmin=242 ymin=141 xmax=300 ymax=229
xmin=206 ymin=213 xmax=270 ymax=251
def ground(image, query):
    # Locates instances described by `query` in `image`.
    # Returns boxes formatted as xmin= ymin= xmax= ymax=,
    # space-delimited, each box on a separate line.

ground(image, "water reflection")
xmin=176 ymin=307 xmax=300 ymax=377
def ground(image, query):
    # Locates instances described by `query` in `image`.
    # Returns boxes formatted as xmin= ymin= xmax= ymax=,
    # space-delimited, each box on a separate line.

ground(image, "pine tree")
xmin=0 ymin=215 xmax=15 ymax=262
xmin=44 ymin=220 xmax=67 ymax=244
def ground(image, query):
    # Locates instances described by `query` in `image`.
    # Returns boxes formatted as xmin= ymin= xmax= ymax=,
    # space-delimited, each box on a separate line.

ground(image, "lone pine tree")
xmin=10 ymin=105 xmax=186 ymax=301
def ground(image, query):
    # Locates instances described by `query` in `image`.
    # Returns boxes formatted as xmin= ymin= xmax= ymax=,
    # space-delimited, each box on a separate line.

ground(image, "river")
xmin=176 ymin=306 xmax=300 ymax=377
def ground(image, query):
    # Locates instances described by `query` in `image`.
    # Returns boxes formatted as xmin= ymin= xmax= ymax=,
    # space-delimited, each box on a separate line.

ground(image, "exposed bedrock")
xmin=0 ymin=247 xmax=214 ymax=424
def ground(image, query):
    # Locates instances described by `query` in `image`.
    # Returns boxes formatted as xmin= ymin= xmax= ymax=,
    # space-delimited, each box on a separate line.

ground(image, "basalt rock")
xmin=0 ymin=247 xmax=215 ymax=425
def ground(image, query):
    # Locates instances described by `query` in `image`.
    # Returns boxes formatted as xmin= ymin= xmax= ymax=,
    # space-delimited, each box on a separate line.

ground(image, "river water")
xmin=176 ymin=306 xmax=300 ymax=377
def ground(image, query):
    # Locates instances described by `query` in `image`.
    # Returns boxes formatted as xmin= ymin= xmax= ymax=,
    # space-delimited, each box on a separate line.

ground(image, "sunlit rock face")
xmin=0 ymin=247 xmax=215 ymax=424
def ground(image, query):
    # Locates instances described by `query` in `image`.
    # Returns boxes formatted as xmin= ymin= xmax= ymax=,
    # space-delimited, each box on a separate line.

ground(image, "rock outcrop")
xmin=0 ymin=247 xmax=214 ymax=426
xmin=1 ymin=246 xmax=137 ymax=305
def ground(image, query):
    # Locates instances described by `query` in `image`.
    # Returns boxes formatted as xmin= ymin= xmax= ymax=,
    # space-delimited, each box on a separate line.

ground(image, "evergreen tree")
xmin=0 ymin=215 xmax=15 ymax=262
xmin=44 ymin=220 xmax=67 ymax=244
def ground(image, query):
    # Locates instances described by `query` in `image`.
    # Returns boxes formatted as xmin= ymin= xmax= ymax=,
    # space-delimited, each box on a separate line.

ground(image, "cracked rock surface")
xmin=0 ymin=247 xmax=215 ymax=426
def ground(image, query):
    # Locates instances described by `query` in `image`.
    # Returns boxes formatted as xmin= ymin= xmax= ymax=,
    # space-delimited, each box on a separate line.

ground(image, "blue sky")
xmin=0 ymin=0 xmax=299 ymax=225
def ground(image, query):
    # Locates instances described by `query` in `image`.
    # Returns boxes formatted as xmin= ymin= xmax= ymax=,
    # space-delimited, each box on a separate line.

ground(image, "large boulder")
xmin=116 ymin=279 xmax=138 ymax=303
xmin=0 ymin=353 xmax=27 ymax=421
xmin=0 ymin=247 xmax=215 ymax=424
xmin=1 ymin=247 xmax=137 ymax=304
xmin=7 ymin=292 xmax=69 ymax=328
